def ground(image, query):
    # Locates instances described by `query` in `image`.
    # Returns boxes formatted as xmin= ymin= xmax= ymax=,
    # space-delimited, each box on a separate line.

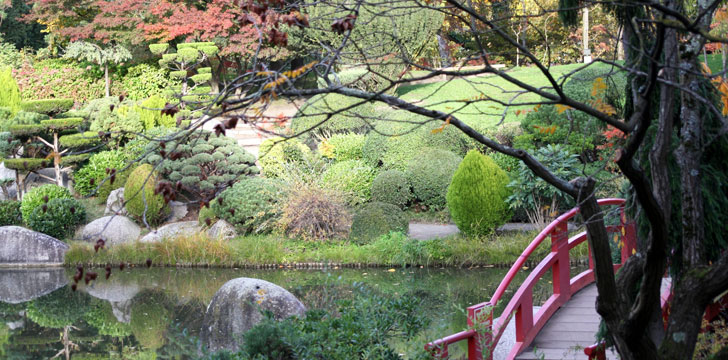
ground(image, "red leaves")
xmin=154 ymin=181 xmax=177 ymax=204
xmin=161 ymin=103 xmax=180 ymax=117
xmin=332 ymin=14 xmax=357 ymax=34
xmin=94 ymin=239 xmax=106 ymax=253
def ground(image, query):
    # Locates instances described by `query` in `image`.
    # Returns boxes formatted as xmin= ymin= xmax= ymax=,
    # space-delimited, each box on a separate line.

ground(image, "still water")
xmin=0 ymin=266 xmax=565 ymax=358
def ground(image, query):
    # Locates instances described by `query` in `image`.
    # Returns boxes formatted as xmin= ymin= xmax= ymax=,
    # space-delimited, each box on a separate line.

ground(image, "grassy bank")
xmin=64 ymin=230 xmax=590 ymax=268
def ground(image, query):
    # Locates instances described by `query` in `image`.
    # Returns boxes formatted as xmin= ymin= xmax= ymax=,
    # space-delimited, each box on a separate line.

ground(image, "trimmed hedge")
xmin=20 ymin=184 xmax=72 ymax=223
xmin=321 ymin=160 xmax=376 ymax=205
xmin=370 ymin=170 xmax=412 ymax=209
xmin=124 ymin=164 xmax=169 ymax=226
xmin=350 ymin=202 xmax=408 ymax=244
xmin=405 ymin=148 xmax=462 ymax=210
xmin=212 ymin=177 xmax=285 ymax=235
xmin=59 ymin=131 xmax=102 ymax=149
xmin=0 ymin=201 xmax=22 ymax=226
xmin=447 ymin=151 xmax=511 ymax=235
xmin=20 ymin=99 xmax=74 ymax=116
xmin=4 ymin=158 xmax=50 ymax=172
xmin=28 ymin=198 xmax=86 ymax=239
xmin=10 ymin=111 xmax=48 ymax=126
xmin=40 ymin=118 xmax=84 ymax=130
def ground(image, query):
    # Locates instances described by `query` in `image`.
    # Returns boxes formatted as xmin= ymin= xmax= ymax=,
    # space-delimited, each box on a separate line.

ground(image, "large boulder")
xmin=140 ymin=221 xmax=200 ymax=243
xmin=201 ymin=278 xmax=306 ymax=352
xmin=104 ymin=188 xmax=128 ymax=216
xmin=0 ymin=226 xmax=69 ymax=266
xmin=207 ymin=220 xmax=237 ymax=240
xmin=82 ymin=216 xmax=141 ymax=244
xmin=165 ymin=201 xmax=188 ymax=223
xmin=0 ymin=268 xmax=68 ymax=303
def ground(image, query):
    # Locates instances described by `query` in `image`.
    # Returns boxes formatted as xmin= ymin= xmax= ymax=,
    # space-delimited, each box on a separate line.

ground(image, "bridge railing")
xmin=425 ymin=198 xmax=636 ymax=360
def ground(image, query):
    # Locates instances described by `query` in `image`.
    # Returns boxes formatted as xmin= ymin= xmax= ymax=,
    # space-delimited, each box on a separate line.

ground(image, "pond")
xmin=0 ymin=265 xmax=578 ymax=359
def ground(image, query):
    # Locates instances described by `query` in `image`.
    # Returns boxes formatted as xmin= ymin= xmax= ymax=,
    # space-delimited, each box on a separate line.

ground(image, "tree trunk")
xmin=437 ymin=31 xmax=451 ymax=68
xmin=104 ymin=64 xmax=110 ymax=97
xmin=53 ymin=132 xmax=62 ymax=187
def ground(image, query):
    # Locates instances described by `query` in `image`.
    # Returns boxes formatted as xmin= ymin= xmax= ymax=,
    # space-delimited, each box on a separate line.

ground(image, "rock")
xmin=104 ymin=188 xmax=128 ymax=216
xmin=0 ymin=268 xmax=68 ymax=303
xmin=110 ymin=299 xmax=133 ymax=323
xmin=0 ymin=226 xmax=69 ymax=266
xmin=85 ymin=281 xmax=140 ymax=303
xmin=0 ymin=163 xmax=17 ymax=200
xmin=140 ymin=221 xmax=200 ymax=243
xmin=82 ymin=216 xmax=141 ymax=244
xmin=207 ymin=220 xmax=237 ymax=240
xmin=201 ymin=278 xmax=306 ymax=352
xmin=165 ymin=201 xmax=188 ymax=223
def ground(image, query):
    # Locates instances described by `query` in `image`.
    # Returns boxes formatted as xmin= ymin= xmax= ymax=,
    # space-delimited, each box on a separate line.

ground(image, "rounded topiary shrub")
xmin=405 ymin=148 xmax=462 ymax=210
xmin=28 ymin=198 xmax=86 ymax=239
xmin=350 ymin=202 xmax=408 ymax=244
xmin=318 ymin=133 xmax=366 ymax=162
xmin=0 ymin=201 xmax=22 ymax=226
xmin=370 ymin=170 xmax=412 ymax=209
xmin=212 ymin=177 xmax=284 ymax=234
xmin=124 ymin=164 xmax=169 ymax=226
xmin=447 ymin=150 xmax=512 ymax=235
xmin=73 ymin=150 xmax=129 ymax=197
xmin=20 ymin=184 xmax=73 ymax=223
xmin=26 ymin=287 xmax=91 ymax=329
xmin=321 ymin=159 xmax=376 ymax=205
xmin=258 ymin=137 xmax=311 ymax=178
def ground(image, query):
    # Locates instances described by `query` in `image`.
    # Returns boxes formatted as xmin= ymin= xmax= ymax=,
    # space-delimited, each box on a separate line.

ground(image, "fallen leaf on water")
xmin=388 ymin=269 xmax=396 ymax=272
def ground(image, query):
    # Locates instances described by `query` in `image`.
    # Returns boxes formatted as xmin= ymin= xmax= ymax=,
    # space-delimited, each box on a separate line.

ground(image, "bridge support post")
xmin=551 ymin=222 xmax=571 ymax=301
xmin=467 ymin=303 xmax=493 ymax=360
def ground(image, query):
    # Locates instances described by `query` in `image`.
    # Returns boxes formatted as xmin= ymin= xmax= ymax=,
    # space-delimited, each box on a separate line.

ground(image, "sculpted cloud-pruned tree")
xmin=63 ymin=41 xmax=132 ymax=97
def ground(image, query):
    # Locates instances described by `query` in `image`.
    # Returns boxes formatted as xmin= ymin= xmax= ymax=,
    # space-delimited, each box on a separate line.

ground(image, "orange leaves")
xmin=591 ymin=77 xmax=607 ymax=97
xmin=533 ymin=125 xmax=556 ymax=135
xmin=431 ymin=116 xmax=452 ymax=134
xmin=261 ymin=61 xmax=317 ymax=91
xmin=515 ymin=104 xmax=541 ymax=116
xmin=594 ymin=100 xmax=617 ymax=116
xmin=555 ymin=104 xmax=572 ymax=114
xmin=704 ymin=63 xmax=728 ymax=116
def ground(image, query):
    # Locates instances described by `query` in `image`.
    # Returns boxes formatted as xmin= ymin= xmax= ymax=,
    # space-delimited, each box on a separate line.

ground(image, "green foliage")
xmin=20 ymin=184 xmax=72 ymax=223
xmin=0 ymin=67 xmax=20 ymax=114
xmin=507 ymin=144 xmax=581 ymax=221
xmin=198 ymin=205 xmax=218 ymax=226
xmin=63 ymin=41 xmax=132 ymax=67
xmin=19 ymin=98 xmax=74 ymax=116
xmin=73 ymin=150 xmax=128 ymax=197
xmin=0 ymin=107 xmax=11 ymax=127
xmin=237 ymin=287 xmax=427 ymax=359
xmin=145 ymin=131 xmax=258 ymax=200
xmin=124 ymin=164 xmax=170 ymax=226
xmin=350 ymin=202 xmax=408 ymax=244
xmin=27 ymin=198 xmax=86 ymax=239
xmin=40 ymin=118 xmax=84 ymax=130
xmin=9 ymin=110 xmax=48 ymax=125
xmin=371 ymin=170 xmax=412 ymax=209
xmin=131 ymin=292 xmax=171 ymax=350
xmin=3 ymin=158 xmax=48 ymax=172
xmin=321 ymin=159 xmax=376 ymax=205
xmin=85 ymin=97 xmax=144 ymax=145
xmin=26 ymin=287 xmax=90 ymax=328
xmin=290 ymin=94 xmax=374 ymax=142
xmin=85 ymin=299 xmax=132 ymax=337
xmin=318 ymin=133 xmax=366 ymax=161
xmin=0 ymin=41 xmax=24 ymax=69
xmin=139 ymin=95 xmax=174 ymax=130
xmin=13 ymin=60 xmax=105 ymax=103
xmin=447 ymin=151 xmax=511 ymax=235
xmin=212 ymin=177 xmax=284 ymax=235
xmin=118 ymin=64 xmax=172 ymax=101
xmin=149 ymin=43 xmax=169 ymax=55
xmin=0 ymin=131 xmax=18 ymax=158
xmin=59 ymin=131 xmax=102 ymax=149
xmin=405 ymin=148 xmax=462 ymax=210
xmin=0 ymin=201 xmax=21 ymax=226
xmin=362 ymin=116 xmax=469 ymax=170
xmin=258 ymin=137 xmax=311 ymax=178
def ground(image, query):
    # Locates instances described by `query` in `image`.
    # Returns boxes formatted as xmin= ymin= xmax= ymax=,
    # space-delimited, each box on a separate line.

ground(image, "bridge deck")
xmin=514 ymin=284 xmax=619 ymax=360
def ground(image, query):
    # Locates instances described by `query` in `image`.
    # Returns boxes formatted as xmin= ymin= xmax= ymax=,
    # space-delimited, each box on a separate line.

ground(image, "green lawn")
xmin=705 ymin=52 xmax=725 ymax=74
xmin=396 ymin=63 xmax=586 ymax=127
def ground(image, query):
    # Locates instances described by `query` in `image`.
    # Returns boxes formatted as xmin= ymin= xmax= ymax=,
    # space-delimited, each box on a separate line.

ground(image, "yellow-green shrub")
xmin=124 ymin=164 xmax=169 ymax=225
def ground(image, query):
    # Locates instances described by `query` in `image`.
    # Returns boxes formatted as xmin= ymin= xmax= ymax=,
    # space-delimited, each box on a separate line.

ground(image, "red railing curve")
xmin=425 ymin=198 xmax=636 ymax=360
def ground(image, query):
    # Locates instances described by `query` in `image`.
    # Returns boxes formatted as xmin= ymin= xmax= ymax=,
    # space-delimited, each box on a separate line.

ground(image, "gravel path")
xmin=408 ymin=223 xmax=541 ymax=240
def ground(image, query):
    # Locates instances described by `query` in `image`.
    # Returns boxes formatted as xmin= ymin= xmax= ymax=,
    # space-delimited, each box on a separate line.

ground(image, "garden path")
xmin=407 ymin=223 xmax=541 ymax=240
xmin=226 ymin=99 xmax=305 ymax=157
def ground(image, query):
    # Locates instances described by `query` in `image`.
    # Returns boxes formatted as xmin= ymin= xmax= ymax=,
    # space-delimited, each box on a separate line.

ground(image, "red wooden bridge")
xmin=425 ymin=198 xmax=636 ymax=360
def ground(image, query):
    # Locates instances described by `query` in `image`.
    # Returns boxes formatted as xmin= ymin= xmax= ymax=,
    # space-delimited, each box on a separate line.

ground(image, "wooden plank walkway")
xmin=515 ymin=284 xmax=619 ymax=360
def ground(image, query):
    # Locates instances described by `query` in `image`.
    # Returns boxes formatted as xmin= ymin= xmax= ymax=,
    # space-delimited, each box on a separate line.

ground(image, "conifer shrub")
xmin=124 ymin=164 xmax=169 ymax=226
xmin=20 ymin=184 xmax=72 ymax=223
xmin=279 ymin=185 xmax=350 ymax=240
xmin=349 ymin=202 xmax=408 ymax=244
xmin=370 ymin=170 xmax=412 ymax=209
xmin=405 ymin=148 xmax=462 ymax=210
xmin=139 ymin=95 xmax=175 ymax=130
xmin=258 ymin=137 xmax=311 ymax=178
xmin=0 ymin=67 xmax=21 ymax=114
xmin=318 ymin=133 xmax=366 ymax=162
xmin=10 ymin=111 xmax=49 ymax=125
xmin=19 ymin=99 xmax=74 ymax=116
xmin=0 ymin=107 xmax=12 ymax=128
xmin=212 ymin=177 xmax=285 ymax=234
xmin=321 ymin=159 xmax=376 ymax=205
xmin=59 ymin=131 xmax=102 ymax=150
xmin=447 ymin=150 xmax=512 ymax=236
xmin=0 ymin=201 xmax=22 ymax=226
xmin=198 ymin=205 xmax=218 ymax=227
xmin=27 ymin=198 xmax=86 ymax=239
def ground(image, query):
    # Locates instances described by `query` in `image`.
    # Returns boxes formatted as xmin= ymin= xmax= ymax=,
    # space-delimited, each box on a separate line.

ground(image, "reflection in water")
xmin=0 ymin=266 xmax=574 ymax=358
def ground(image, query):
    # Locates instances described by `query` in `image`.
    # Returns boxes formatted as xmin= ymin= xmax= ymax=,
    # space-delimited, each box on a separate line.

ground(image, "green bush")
xmin=19 ymin=99 xmax=74 ymax=116
xmin=405 ymin=148 xmax=462 ymax=210
xmin=124 ymin=164 xmax=169 ymax=226
xmin=73 ymin=150 xmax=128 ymax=197
xmin=10 ymin=111 xmax=48 ymax=125
xmin=20 ymin=184 xmax=72 ymax=223
xmin=198 ymin=205 xmax=218 ymax=226
xmin=139 ymin=95 xmax=175 ymax=130
xmin=85 ymin=97 xmax=144 ymax=146
xmin=290 ymin=94 xmax=373 ymax=142
xmin=447 ymin=151 xmax=511 ymax=235
xmin=321 ymin=160 xmax=376 ymax=205
xmin=0 ymin=67 xmax=21 ymax=114
xmin=362 ymin=116 xmax=469 ymax=170
xmin=130 ymin=292 xmax=171 ymax=350
xmin=26 ymin=287 xmax=90 ymax=329
xmin=84 ymin=299 xmax=132 ymax=337
xmin=0 ymin=107 xmax=12 ymax=128
xmin=350 ymin=202 xmax=408 ymax=244
xmin=318 ymin=133 xmax=366 ymax=161
xmin=0 ymin=201 xmax=22 ymax=226
xmin=212 ymin=177 xmax=285 ymax=234
xmin=59 ymin=131 xmax=102 ymax=150
xmin=27 ymin=198 xmax=86 ymax=239
xmin=13 ymin=60 xmax=105 ymax=104
xmin=370 ymin=170 xmax=412 ymax=209
xmin=258 ymin=137 xmax=311 ymax=178
xmin=118 ymin=64 xmax=172 ymax=101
